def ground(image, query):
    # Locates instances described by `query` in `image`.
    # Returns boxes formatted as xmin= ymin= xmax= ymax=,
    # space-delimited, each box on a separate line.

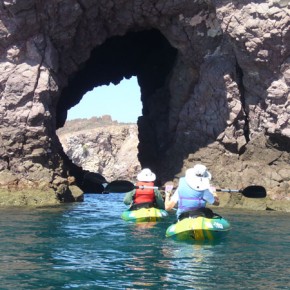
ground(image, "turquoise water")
xmin=0 ymin=193 xmax=290 ymax=290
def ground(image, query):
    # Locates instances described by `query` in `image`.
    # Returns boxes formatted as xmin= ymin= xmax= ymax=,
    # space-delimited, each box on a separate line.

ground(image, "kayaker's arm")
xmin=165 ymin=198 xmax=176 ymax=211
xmin=123 ymin=190 xmax=135 ymax=205
xmin=209 ymin=187 xmax=220 ymax=206
xmin=213 ymin=196 xmax=220 ymax=206
xmin=165 ymin=189 xmax=178 ymax=211
xmin=154 ymin=189 xmax=165 ymax=209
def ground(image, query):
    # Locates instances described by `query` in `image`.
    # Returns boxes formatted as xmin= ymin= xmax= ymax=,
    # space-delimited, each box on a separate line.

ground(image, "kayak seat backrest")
xmin=129 ymin=202 xmax=156 ymax=211
xmin=178 ymin=208 xmax=221 ymax=221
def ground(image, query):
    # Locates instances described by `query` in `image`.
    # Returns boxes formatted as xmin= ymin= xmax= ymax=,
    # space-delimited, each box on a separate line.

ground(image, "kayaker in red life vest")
xmin=123 ymin=168 xmax=165 ymax=210
xmin=165 ymin=164 xmax=219 ymax=219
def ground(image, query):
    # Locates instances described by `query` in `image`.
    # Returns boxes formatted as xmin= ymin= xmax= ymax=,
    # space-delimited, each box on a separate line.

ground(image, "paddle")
xmin=104 ymin=180 xmax=266 ymax=198
xmin=215 ymin=185 xmax=266 ymax=198
xmin=82 ymin=172 xmax=108 ymax=193
xmin=104 ymin=180 xmax=158 ymax=193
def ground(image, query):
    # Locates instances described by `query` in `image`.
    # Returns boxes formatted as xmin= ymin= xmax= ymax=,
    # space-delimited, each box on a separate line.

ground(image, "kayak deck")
xmin=121 ymin=207 xmax=168 ymax=222
xmin=166 ymin=216 xmax=231 ymax=241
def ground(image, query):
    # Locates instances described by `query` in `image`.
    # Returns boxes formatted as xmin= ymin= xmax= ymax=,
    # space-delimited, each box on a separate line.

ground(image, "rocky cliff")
xmin=0 ymin=0 xmax=290 ymax=209
xmin=57 ymin=117 xmax=141 ymax=183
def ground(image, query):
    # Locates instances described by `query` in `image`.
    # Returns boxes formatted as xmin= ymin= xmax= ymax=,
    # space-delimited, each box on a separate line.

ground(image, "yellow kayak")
xmin=121 ymin=207 xmax=168 ymax=222
xmin=166 ymin=214 xmax=231 ymax=242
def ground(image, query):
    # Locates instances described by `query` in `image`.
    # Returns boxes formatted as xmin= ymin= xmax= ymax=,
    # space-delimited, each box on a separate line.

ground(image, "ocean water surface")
xmin=0 ymin=193 xmax=289 ymax=289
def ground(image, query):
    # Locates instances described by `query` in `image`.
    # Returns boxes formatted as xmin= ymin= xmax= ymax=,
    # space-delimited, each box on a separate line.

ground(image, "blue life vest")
xmin=176 ymin=177 xmax=207 ymax=217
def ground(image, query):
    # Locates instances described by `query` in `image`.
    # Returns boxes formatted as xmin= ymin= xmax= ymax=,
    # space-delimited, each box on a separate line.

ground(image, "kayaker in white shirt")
xmin=165 ymin=164 xmax=219 ymax=219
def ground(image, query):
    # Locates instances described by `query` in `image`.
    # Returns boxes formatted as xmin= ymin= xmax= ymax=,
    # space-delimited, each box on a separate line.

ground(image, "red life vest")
xmin=134 ymin=181 xmax=155 ymax=204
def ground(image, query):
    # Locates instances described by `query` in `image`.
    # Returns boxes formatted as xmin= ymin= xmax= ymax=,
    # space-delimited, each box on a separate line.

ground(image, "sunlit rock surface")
xmin=57 ymin=118 xmax=141 ymax=183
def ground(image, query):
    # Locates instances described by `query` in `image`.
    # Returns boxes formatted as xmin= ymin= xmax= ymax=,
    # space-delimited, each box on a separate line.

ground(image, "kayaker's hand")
xmin=164 ymin=183 xmax=173 ymax=199
xmin=213 ymin=196 xmax=220 ymax=206
xmin=165 ymin=184 xmax=173 ymax=192
xmin=210 ymin=186 xmax=219 ymax=202
xmin=165 ymin=190 xmax=171 ymax=199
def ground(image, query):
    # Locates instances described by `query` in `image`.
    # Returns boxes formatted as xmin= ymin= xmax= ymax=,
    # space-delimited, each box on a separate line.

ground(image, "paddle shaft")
xmin=136 ymin=186 xmax=239 ymax=192
xmin=216 ymin=189 xmax=240 ymax=193
xmin=104 ymin=180 xmax=266 ymax=198
xmin=134 ymin=185 xmax=159 ymax=190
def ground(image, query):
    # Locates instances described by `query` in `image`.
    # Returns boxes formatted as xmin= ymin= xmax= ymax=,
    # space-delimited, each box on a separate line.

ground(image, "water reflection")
xmin=0 ymin=206 xmax=71 ymax=290
xmin=160 ymin=239 xmax=222 ymax=288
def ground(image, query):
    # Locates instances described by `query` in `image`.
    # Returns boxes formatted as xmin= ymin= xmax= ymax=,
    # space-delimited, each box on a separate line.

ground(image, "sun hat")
xmin=192 ymin=164 xmax=212 ymax=179
xmin=137 ymin=168 xmax=156 ymax=182
xmin=185 ymin=164 xmax=211 ymax=190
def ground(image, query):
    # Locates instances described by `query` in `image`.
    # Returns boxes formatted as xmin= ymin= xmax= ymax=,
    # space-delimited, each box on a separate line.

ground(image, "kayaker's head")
xmin=185 ymin=164 xmax=211 ymax=190
xmin=192 ymin=164 xmax=212 ymax=179
xmin=137 ymin=168 xmax=156 ymax=182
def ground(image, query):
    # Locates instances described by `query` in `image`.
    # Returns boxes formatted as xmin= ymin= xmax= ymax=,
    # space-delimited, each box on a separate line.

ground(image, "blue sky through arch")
xmin=67 ymin=76 xmax=142 ymax=123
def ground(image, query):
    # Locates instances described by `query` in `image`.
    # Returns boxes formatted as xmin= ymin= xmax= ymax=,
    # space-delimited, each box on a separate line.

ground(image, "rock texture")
xmin=0 ymin=0 xmax=290 ymax=209
xmin=57 ymin=117 xmax=141 ymax=183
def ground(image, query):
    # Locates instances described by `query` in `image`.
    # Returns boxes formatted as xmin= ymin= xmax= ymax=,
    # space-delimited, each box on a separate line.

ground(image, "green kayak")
xmin=166 ymin=213 xmax=231 ymax=242
xmin=121 ymin=207 xmax=168 ymax=222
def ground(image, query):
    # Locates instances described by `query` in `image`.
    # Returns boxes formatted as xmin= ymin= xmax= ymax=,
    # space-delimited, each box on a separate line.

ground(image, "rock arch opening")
xmin=56 ymin=29 xmax=178 ymax=191
xmin=1 ymin=1 xmax=289 ymax=205
xmin=57 ymin=77 xmax=142 ymax=190
xmin=66 ymin=77 xmax=142 ymax=123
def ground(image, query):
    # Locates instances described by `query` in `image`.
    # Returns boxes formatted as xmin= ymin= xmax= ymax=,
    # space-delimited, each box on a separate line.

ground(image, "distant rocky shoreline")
xmin=57 ymin=116 xmax=141 ymax=182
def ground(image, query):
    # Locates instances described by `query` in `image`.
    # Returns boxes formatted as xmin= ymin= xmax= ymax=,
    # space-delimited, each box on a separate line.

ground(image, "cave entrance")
xmin=56 ymin=29 xmax=178 ymax=191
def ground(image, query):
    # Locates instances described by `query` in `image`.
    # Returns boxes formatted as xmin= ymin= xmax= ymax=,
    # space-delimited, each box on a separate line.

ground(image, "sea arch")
xmin=0 ymin=1 xmax=261 ymax=204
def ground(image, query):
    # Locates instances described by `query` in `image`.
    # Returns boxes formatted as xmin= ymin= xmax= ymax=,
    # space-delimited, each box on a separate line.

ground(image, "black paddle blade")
xmin=82 ymin=172 xmax=107 ymax=193
xmin=83 ymin=172 xmax=107 ymax=184
xmin=104 ymin=180 xmax=135 ymax=193
xmin=241 ymin=185 xmax=266 ymax=198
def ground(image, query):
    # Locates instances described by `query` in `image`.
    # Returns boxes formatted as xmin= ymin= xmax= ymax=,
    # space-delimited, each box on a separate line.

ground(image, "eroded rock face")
xmin=57 ymin=120 xmax=141 ymax=184
xmin=0 ymin=0 xmax=289 ymax=208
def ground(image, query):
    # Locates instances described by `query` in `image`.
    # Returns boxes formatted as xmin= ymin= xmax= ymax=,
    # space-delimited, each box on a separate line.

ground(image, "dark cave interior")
xmin=56 ymin=29 xmax=178 ymax=192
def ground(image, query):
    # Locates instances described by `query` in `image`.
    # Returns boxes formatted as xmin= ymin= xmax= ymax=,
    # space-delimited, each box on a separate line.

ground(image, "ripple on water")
xmin=0 ymin=196 xmax=290 ymax=289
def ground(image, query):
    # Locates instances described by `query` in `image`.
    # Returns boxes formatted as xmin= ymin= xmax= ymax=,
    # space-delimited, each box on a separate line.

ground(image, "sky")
xmin=67 ymin=76 xmax=142 ymax=123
